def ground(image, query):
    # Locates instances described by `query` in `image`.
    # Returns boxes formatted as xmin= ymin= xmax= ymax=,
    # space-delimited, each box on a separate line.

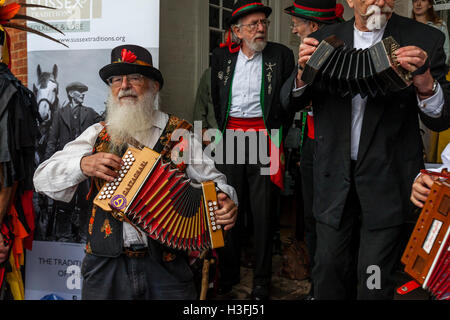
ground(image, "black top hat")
xmin=99 ymin=45 xmax=164 ymax=89
xmin=284 ymin=0 xmax=344 ymax=25
xmin=66 ymin=81 xmax=88 ymax=94
xmin=227 ymin=0 xmax=272 ymax=26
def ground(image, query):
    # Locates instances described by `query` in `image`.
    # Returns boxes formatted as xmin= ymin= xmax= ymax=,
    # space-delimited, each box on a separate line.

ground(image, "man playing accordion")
xmin=33 ymin=45 xmax=238 ymax=300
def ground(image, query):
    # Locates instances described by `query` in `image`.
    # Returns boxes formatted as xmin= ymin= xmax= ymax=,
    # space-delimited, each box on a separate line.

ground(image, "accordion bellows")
xmin=302 ymin=35 xmax=413 ymax=98
xmin=401 ymin=180 xmax=449 ymax=300
xmin=94 ymin=147 xmax=225 ymax=251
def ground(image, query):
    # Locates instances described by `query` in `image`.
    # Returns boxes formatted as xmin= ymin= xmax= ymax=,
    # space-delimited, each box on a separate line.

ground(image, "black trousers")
xmin=300 ymin=136 xmax=315 ymax=270
xmin=313 ymin=168 xmax=403 ymax=300
xmin=216 ymin=133 xmax=275 ymax=288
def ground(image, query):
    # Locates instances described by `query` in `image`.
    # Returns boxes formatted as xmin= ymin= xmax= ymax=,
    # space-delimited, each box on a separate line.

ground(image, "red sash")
xmin=226 ymin=117 xmax=285 ymax=191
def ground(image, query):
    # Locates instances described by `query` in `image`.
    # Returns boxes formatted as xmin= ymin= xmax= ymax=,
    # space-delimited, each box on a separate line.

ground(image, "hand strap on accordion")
xmin=420 ymin=169 xmax=450 ymax=180
xmin=110 ymin=208 xmax=146 ymax=239
xmin=412 ymin=58 xmax=430 ymax=76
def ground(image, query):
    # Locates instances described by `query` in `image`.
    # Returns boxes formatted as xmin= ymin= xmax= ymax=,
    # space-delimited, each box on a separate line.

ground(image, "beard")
xmin=105 ymin=88 xmax=160 ymax=150
xmin=244 ymin=33 xmax=267 ymax=52
xmin=364 ymin=4 xmax=393 ymax=31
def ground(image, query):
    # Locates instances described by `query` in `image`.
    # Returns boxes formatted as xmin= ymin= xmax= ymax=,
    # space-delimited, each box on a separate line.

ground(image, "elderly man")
xmin=211 ymin=0 xmax=295 ymax=300
xmin=281 ymin=0 xmax=344 ymax=299
xmin=34 ymin=45 xmax=238 ymax=300
xmin=44 ymin=82 xmax=102 ymax=243
xmin=285 ymin=0 xmax=450 ymax=299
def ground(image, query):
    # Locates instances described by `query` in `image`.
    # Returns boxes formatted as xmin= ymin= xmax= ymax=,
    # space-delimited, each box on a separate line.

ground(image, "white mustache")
xmin=361 ymin=5 xmax=393 ymax=17
xmin=118 ymin=89 xmax=138 ymax=99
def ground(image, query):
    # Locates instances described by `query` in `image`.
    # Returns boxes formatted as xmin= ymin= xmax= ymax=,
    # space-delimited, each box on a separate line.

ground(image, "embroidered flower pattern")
xmin=101 ymin=219 xmax=113 ymax=239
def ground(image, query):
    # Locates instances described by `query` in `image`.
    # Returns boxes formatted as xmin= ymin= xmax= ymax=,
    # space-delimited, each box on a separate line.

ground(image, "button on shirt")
xmin=33 ymin=109 xmax=238 ymax=248
xmin=229 ymin=49 xmax=263 ymax=118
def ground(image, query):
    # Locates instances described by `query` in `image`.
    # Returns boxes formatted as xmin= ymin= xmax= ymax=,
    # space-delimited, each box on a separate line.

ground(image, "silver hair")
xmin=231 ymin=18 xmax=244 ymax=44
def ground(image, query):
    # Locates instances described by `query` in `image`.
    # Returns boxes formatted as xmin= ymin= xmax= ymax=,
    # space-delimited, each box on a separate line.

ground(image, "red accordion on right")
xmin=400 ymin=173 xmax=449 ymax=300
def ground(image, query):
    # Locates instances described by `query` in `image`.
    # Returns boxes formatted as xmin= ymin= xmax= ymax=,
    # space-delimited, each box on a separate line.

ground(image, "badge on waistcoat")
xmin=265 ymin=62 xmax=276 ymax=96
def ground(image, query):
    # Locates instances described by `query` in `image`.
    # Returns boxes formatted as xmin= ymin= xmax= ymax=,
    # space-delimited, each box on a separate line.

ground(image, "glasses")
xmin=239 ymin=19 xmax=270 ymax=33
xmin=107 ymin=74 xmax=145 ymax=87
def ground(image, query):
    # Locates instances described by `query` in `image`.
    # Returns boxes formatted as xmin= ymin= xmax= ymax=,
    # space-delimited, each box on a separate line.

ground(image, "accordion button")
xmin=115 ymin=182 xmax=119 ymax=186
xmin=128 ymin=151 xmax=132 ymax=155
xmin=213 ymin=201 xmax=217 ymax=206
xmin=103 ymin=187 xmax=107 ymax=191
xmin=124 ymin=170 xmax=128 ymax=174
xmin=214 ymin=206 xmax=218 ymax=210
xmin=125 ymin=155 xmax=129 ymax=159
xmin=107 ymin=195 xmax=111 ymax=199
xmin=217 ymin=225 xmax=222 ymax=230
xmin=126 ymin=166 xmax=130 ymax=170
xmin=113 ymin=187 xmax=117 ymax=190
xmin=118 ymin=178 xmax=122 ymax=182
xmin=212 ymin=222 xmax=216 ymax=226
xmin=212 ymin=226 xmax=217 ymax=231
xmin=121 ymin=174 xmax=125 ymax=178
xmin=121 ymin=166 xmax=125 ymax=170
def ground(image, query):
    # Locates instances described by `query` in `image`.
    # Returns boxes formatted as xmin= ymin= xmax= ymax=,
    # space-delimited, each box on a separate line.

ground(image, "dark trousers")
xmin=81 ymin=249 xmax=197 ymax=300
xmin=312 ymin=174 xmax=403 ymax=300
xmin=216 ymin=133 xmax=275 ymax=287
xmin=300 ymin=136 xmax=315 ymax=269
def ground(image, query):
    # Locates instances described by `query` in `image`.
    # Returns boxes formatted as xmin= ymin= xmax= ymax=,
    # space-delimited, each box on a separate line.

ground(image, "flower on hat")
xmin=120 ymin=49 xmax=137 ymax=64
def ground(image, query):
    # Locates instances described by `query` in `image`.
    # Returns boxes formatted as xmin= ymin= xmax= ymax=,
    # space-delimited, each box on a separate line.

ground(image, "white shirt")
xmin=33 ymin=109 xmax=238 ymax=247
xmin=294 ymin=25 xmax=445 ymax=161
xmin=229 ymin=49 xmax=263 ymax=118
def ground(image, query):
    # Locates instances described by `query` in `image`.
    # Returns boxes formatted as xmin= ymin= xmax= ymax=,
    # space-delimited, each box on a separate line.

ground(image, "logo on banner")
xmin=26 ymin=0 xmax=103 ymax=33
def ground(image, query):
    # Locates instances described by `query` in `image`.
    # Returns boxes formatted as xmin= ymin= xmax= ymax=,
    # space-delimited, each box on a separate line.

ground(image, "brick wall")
xmin=5 ymin=1 xmax=27 ymax=86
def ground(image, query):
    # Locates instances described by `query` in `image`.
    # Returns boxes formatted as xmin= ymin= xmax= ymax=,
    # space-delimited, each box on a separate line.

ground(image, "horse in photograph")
xmin=33 ymin=64 xmax=60 ymax=165
xmin=32 ymin=64 xmax=60 ymax=241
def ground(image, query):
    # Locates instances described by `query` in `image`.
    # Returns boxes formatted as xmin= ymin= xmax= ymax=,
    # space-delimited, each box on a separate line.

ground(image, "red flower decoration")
xmin=121 ymin=49 xmax=137 ymax=63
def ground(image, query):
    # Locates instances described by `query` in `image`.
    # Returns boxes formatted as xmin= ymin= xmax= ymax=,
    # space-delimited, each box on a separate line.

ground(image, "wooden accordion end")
xmin=93 ymin=147 xmax=225 ymax=251
xmin=400 ymin=178 xmax=449 ymax=300
xmin=302 ymin=35 xmax=413 ymax=98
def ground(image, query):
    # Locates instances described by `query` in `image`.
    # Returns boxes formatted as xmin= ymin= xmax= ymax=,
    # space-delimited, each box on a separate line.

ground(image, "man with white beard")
xmin=284 ymin=0 xmax=450 ymax=299
xmin=211 ymin=0 xmax=295 ymax=300
xmin=33 ymin=45 xmax=238 ymax=300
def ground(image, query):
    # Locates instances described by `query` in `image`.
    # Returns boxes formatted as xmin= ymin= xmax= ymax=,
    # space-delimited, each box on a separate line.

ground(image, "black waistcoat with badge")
xmin=85 ymin=115 xmax=192 ymax=258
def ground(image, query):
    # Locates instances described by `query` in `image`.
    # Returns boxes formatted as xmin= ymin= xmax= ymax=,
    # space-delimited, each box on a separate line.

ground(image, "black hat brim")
xmin=228 ymin=6 xmax=272 ymax=26
xmin=99 ymin=63 xmax=164 ymax=89
xmin=284 ymin=5 xmax=337 ymax=25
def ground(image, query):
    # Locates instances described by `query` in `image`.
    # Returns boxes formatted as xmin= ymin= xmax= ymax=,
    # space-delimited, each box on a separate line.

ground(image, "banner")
xmin=25 ymin=241 xmax=85 ymax=300
xmin=25 ymin=0 xmax=160 ymax=299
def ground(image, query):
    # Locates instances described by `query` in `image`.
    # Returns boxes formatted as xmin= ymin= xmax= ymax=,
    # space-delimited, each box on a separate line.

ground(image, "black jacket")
xmin=45 ymin=104 xmax=102 ymax=160
xmin=284 ymin=14 xmax=450 ymax=230
xmin=211 ymin=42 xmax=295 ymax=135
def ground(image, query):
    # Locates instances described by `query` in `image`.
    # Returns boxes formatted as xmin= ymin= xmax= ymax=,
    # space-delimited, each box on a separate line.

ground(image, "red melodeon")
xmin=399 ymin=173 xmax=449 ymax=300
xmin=94 ymin=147 xmax=225 ymax=251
